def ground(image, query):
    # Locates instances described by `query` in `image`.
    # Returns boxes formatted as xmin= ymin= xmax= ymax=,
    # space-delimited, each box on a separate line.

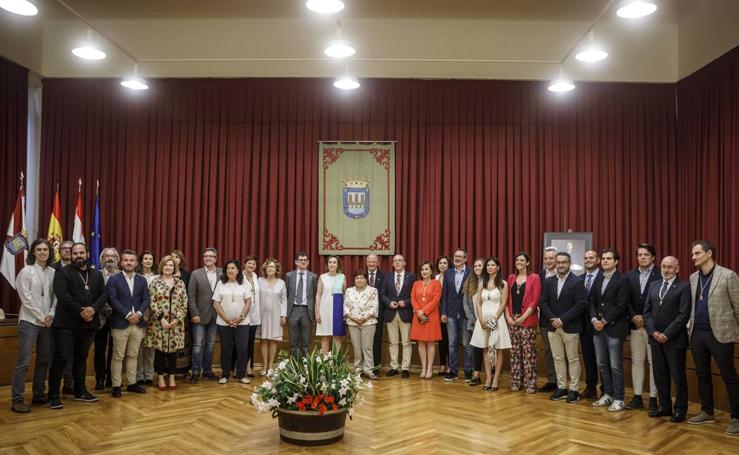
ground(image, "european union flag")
xmin=90 ymin=195 xmax=102 ymax=269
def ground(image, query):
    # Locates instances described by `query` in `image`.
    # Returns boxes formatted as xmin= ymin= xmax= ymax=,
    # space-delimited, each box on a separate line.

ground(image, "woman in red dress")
xmin=410 ymin=261 xmax=443 ymax=379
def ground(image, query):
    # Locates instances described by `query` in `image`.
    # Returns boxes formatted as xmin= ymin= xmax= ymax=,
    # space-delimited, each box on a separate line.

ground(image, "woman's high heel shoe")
xmin=483 ymin=384 xmax=493 ymax=391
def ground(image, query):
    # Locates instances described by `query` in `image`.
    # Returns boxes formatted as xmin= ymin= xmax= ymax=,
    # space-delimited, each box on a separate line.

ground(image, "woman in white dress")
xmin=242 ymin=255 xmax=260 ymax=377
xmin=470 ymin=257 xmax=511 ymax=391
xmin=315 ymin=255 xmax=347 ymax=354
xmin=257 ymin=258 xmax=287 ymax=375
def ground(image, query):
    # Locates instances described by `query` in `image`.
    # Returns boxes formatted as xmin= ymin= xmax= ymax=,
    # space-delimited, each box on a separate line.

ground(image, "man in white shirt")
xmin=11 ymin=239 xmax=56 ymax=413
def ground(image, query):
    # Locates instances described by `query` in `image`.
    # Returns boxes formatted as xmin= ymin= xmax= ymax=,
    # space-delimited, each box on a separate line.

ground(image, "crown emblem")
xmin=341 ymin=176 xmax=373 ymax=188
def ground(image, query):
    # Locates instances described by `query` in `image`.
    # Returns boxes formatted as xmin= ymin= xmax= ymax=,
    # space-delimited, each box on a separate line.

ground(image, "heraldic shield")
xmin=343 ymin=185 xmax=370 ymax=219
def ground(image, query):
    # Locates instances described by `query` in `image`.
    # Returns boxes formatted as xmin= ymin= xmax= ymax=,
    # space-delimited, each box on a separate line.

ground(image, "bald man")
xmin=643 ymin=256 xmax=691 ymax=423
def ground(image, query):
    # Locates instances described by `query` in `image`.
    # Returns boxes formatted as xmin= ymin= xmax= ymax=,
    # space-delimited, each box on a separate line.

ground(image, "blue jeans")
xmin=191 ymin=318 xmax=217 ymax=375
xmin=12 ymin=321 xmax=52 ymax=402
xmin=593 ymin=331 xmax=626 ymax=400
xmin=446 ymin=316 xmax=472 ymax=375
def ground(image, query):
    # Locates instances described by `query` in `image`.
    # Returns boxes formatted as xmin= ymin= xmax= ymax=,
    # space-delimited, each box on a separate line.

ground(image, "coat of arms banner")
xmin=318 ymin=141 xmax=395 ymax=255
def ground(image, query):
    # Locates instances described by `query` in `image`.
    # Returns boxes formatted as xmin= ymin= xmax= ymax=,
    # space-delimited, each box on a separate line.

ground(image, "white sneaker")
xmin=608 ymin=400 xmax=626 ymax=412
xmin=240 ymin=377 xmax=250 ymax=384
xmin=218 ymin=377 xmax=228 ymax=384
xmin=593 ymin=394 xmax=613 ymax=407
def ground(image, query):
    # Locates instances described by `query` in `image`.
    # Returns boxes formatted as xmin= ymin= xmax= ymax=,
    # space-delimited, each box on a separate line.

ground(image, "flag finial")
xmin=56 ymin=181 xmax=60 ymax=192
xmin=19 ymin=172 xmax=24 ymax=191
xmin=78 ymin=178 xmax=82 ymax=192
xmin=96 ymin=179 xmax=100 ymax=195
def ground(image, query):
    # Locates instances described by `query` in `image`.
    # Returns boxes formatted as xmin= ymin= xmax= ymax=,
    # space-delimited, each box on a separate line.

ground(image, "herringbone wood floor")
xmin=0 ymin=370 xmax=736 ymax=454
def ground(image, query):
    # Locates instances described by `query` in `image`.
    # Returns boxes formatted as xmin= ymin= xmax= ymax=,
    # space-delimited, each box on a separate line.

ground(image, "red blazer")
xmin=506 ymin=273 xmax=541 ymax=327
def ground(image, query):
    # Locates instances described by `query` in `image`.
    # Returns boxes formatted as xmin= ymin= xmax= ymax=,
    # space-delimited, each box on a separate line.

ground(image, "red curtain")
xmin=676 ymin=45 xmax=739 ymax=273
xmin=0 ymin=57 xmax=28 ymax=314
xmin=38 ymin=77 xmax=685 ymax=283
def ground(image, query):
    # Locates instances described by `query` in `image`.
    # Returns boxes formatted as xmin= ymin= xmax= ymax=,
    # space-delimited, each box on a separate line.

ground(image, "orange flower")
xmin=311 ymin=396 xmax=321 ymax=410
xmin=319 ymin=404 xmax=328 ymax=416
xmin=325 ymin=396 xmax=335 ymax=404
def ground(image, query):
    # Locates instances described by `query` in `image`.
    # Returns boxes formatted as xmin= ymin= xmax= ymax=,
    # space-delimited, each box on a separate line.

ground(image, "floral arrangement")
xmin=251 ymin=347 xmax=369 ymax=417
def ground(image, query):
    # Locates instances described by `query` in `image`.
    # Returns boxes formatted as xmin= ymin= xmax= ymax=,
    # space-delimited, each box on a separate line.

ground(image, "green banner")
xmin=318 ymin=142 xmax=395 ymax=255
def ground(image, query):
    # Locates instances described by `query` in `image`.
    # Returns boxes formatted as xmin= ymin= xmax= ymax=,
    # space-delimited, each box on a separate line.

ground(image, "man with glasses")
xmin=286 ymin=252 xmax=318 ymax=357
xmin=187 ymin=248 xmax=222 ymax=382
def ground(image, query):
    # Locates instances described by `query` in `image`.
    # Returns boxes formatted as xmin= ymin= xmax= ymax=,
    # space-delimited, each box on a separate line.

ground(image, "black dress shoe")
xmin=670 ymin=412 xmax=686 ymax=423
xmin=649 ymin=408 xmax=672 ymax=418
xmin=581 ymin=388 xmax=596 ymax=399
xmin=566 ymin=390 xmax=580 ymax=403
xmin=144 ymin=379 xmax=153 ymax=385
xmin=625 ymin=395 xmax=644 ymax=410
xmin=401 ymin=370 xmax=410 ymax=379
xmin=539 ymin=382 xmax=558 ymax=393
xmin=94 ymin=378 xmax=105 ymax=391
xmin=112 ymin=387 xmax=122 ymax=398
xmin=31 ymin=395 xmax=48 ymax=405
xmin=127 ymin=384 xmax=147 ymax=394
xmin=648 ymin=397 xmax=658 ymax=412
xmin=386 ymin=369 xmax=399 ymax=377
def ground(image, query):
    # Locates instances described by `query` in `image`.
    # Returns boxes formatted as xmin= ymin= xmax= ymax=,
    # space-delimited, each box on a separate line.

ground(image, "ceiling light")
xmin=324 ymin=40 xmax=355 ymax=58
xmin=306 ymin=0 xmax=344 ymax=14
xmin=548 ymin=78 xmax=575 ymax=93
xmin=121 ymin=65 xmax=148 ymax=90
xmin=575 ymin=46 xmax=608 ymax=63
xmin=333 ymin=74 xmax=359 ymax=90
xmin=0 ymin=0 xmax=38 ymax=16
xmin=72 ymin=46 xmax=106 ymax=60
xmin=617 ymin=1 xmax=657 ymax=19
xmin=121 ymin=76 xmax=148 ymax=90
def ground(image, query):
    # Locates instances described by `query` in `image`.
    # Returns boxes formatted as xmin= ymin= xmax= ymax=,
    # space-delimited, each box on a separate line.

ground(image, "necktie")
xmin=659 ymin=280 xmax=669 ymax=303
xmin=369 ymin=271 xmax=375 ymax=287
xmin=297 ymin=272 xmax=304 ymax=305
xmin=395 ymin=273 xmax=402 ymax=294
xmin=585 ymin=273 xmax=593 ymax=291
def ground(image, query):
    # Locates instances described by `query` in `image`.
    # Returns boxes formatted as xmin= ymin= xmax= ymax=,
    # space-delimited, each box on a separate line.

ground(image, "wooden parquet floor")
xmin=0 ymin=371 xmax=736 ymax=455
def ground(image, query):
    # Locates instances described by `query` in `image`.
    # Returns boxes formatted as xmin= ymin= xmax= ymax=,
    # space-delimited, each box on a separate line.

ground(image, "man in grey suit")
xmin=187 ymin=248 xmax=222 ymax=383
xmin=285 ymin=252 xmax=318 ymax=358
xmin=686 ymin=240 xmax=739 ymax=436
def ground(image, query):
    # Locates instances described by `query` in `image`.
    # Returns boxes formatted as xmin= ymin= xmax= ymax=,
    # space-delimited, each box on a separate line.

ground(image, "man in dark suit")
xmin=364 ymin=254 xmax=386 ymax=370
xmin=47 ymin=242 xmax=108 ymax=409
xmin=644 ymin=256 xmax=691 ymax=423
xmin=624 ymin=243 xmax=661 ymax=411
xmin=380 ymin=254 xmax=416 ymax=378
xmin=285 ymin=252 xmax=318 ymax=358
xmin=539 ymin=252 xmax=587 ymax=403
xmin=537 ymin=246 xmax=559 ymax=392
xmin=589 ymin=249 xmax=630 ymax=412
xmin=441 ymin=249 xmax=471 ymax=381
xmin=107 ymin=249 xmax=150 ymax=398
xmin=51 ymin=239 xmax=75 ymax=394
xmin=580 ymin=249 xmax=602 ymax=399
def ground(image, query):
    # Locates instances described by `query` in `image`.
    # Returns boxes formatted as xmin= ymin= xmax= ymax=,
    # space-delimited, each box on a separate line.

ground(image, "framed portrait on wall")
xmin=543 ymin=232 xmax=593 ymax=276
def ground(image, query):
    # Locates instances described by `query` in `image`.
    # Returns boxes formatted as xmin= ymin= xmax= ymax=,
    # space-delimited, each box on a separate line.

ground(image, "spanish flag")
xmin=47 ymin=185 xmax=64 ymax=262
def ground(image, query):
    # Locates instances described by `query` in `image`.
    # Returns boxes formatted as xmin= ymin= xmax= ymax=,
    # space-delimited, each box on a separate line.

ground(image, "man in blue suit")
xmin=107 ymin=249 xmax=150 ymax=397
xmin=441 ymin=249 xmax=472 ymax=382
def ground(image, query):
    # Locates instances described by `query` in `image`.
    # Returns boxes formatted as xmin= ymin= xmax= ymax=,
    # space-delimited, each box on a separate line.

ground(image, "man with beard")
xmin=47 ymin=243 xmax=108 ymax=409
xmin=580 ymin=249 xmax=602 ymax=399
xmin=94 ymin=247 xmax=120 ymax=390
xmin=51 ymin=239 xmax=75 ymax=395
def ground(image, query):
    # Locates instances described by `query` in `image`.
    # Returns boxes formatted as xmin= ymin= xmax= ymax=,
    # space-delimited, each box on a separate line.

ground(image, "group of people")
xmin=9 ymin=238 xmax=738 ymax=436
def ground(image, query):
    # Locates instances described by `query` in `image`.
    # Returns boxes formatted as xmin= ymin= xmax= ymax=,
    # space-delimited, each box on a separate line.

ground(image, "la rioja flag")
xmin=72 ymin=178 xmax=85 ymax=244
xmin=1 ymin=175 xmax=28 ymax=289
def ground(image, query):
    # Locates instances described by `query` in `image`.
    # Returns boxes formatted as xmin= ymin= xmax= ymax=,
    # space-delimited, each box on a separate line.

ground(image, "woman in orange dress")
xmin=410 ymin=261 xmax=443 ymax=379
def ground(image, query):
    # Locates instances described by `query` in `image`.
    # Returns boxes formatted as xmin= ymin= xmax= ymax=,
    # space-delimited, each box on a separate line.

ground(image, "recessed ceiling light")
xmin=306 ymin=0 xmax=344 ymax=14
xmin=324 ymin=40 xmax=356 ymax=58
xmin=72 ymin=45 xmax=106 ymax=60
xmin=617 ymin=1 xmax=657 ymax=19
xmin=333 ymin=75 xmax=359 ymax=90
xmin=575 ymin=46 xmax=608 ymax=63
xmin=548 ymin=78 xmax=575 ymax=93
xmin=121 ymin=76 xmax=148 ymax=91
xmin=0 ymin=0 xmax=38 ymax=16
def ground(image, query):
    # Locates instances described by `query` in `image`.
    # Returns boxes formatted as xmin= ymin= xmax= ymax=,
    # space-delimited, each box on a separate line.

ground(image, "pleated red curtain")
xmin=37 ymin=76 xmax=684 ymax=286
xmin=0 ymin=57 xmax=28 ymax=314
xmin=676 ymin=45 xmax=739 ymax=273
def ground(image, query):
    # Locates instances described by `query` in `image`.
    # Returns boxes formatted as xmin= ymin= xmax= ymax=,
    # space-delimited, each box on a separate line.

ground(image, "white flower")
xmin=339 ymin=398 xmax=347 ymax=407
xmin=348 ymin=408 xmax=354 ymax=417
xmin=365 ymin=380 xmax=374 ymax=389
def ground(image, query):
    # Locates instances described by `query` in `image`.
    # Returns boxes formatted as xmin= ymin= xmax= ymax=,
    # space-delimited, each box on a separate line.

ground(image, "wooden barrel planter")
xmin=276 ymin=408 xmax=348 ymax=446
